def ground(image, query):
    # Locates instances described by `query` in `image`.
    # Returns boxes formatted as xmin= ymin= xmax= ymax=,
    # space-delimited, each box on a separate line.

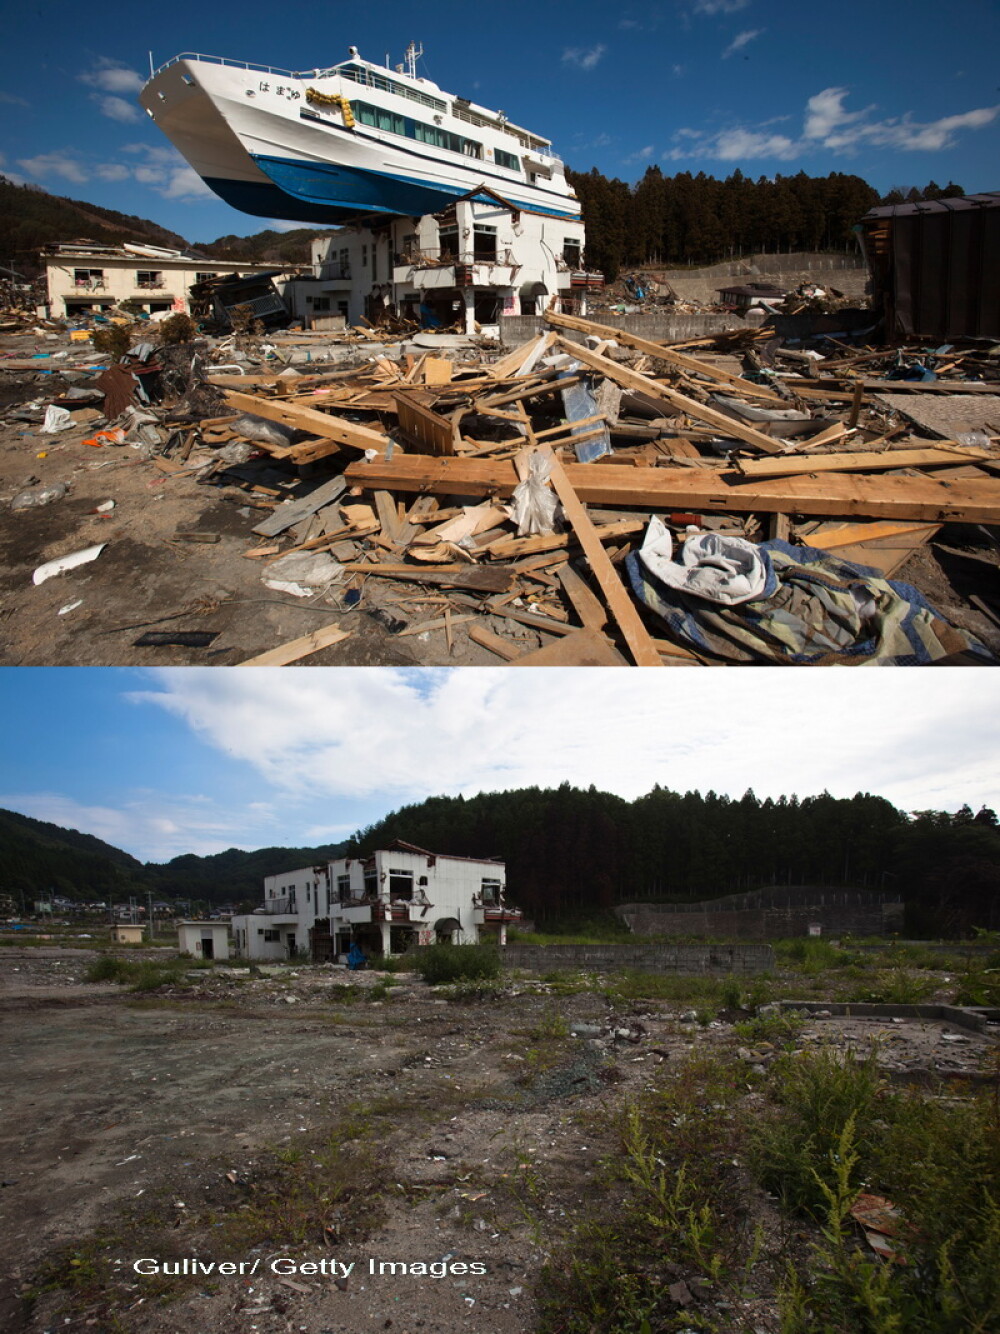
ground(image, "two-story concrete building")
xmin=283 ymin=190 xmax=603 ymax=334
xmin=41 ymin=240 xmax=288 ymax=320
xmin=231 ymin=840 xmax=519 ymax=962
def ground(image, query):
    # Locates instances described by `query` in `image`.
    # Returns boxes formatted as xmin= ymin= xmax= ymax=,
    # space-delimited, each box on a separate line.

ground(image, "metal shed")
xmin=859 ymin=192 xmax=1000 ymax=341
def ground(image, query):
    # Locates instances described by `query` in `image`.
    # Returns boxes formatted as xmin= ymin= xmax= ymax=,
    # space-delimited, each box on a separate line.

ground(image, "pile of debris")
xmin=4 ymin=309 xmax=1000 ymax=666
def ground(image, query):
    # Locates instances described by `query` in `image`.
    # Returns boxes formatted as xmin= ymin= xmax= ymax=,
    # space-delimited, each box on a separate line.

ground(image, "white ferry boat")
xmin=140 ymin=42 xmax=581 ymax=226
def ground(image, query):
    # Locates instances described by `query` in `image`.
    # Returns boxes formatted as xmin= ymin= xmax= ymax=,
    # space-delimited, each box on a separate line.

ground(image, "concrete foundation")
xmin=502 ymin=942 xmax=774 ymax=974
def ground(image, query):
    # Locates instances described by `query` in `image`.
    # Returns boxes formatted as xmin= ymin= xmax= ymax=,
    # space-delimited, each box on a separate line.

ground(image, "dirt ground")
xmin=2 ymin=947 xmax=996 ymax=1334
xmin=3 ymin=331 xmax=999 ymax=667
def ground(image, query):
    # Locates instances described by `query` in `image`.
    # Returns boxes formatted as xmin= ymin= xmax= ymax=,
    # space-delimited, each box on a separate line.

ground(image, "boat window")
xmin=353 ymin=101 xmax=481 ymax=159
xmin=495 ymin=148 xmax=520 ymax=172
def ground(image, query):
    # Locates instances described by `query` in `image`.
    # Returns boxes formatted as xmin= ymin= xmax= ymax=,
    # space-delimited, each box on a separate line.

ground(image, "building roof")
xmin=862 ymin=191 xmax=1000 ymax=222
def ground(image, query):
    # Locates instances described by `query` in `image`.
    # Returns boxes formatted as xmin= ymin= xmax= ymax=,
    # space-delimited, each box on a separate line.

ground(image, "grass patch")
xmin=411 ymin=942 xmax=502 ymax=985
xmin=85 ymin=953 xmax=209 ymax=992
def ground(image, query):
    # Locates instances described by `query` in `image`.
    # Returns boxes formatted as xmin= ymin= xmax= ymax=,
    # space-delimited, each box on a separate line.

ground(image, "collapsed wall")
xmin=616 ymin=888 xmax=904 ymax=940
xmin=502 ymin=942 xmax=774 ymax=973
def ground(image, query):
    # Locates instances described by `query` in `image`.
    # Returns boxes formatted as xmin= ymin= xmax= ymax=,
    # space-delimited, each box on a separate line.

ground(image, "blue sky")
xmin=1 ymin=0 xmax=997 ymax=245
xmin=0 ymin=668 xmax=996 ymax=863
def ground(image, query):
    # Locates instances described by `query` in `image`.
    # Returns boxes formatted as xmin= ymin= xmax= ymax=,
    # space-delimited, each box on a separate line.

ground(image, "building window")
xmin=563 ymin=238 xmax=581 ymax=267
xmin=361 ymin=244 xmax=368 ymax=268
xmin=263 ymin=929 xmax=280 ymax=942
xmin=136 ymin=270 xmax=164 ymax=289
xmin=495 ymin=148 xmax=520 ymax=172
xmin=337 ymin=874 xmax=351 ymax=902
xmin=473 ymin=225 xmax=497 ymax=262
xmin=439 ymin=226 xmax=459 ymax=260
xmin=73 ymin=268 xmax=105 ymax=289
xmin=313 ymin=297 xmax=331 ymax=312
xmin=389 ymin=869 xmax=414 ymax=900
xmin=481 ymin=879 xmax=502 ymax=905
xmin=195 ymin=272 xmax=215 ymax=284
xmin=363 ymin=868 xmax=378 ymax=898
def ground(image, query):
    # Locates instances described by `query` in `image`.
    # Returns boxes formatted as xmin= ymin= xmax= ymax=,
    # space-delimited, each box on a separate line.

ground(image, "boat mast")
xmin=403 ymin=42 xmax=423 ymax=79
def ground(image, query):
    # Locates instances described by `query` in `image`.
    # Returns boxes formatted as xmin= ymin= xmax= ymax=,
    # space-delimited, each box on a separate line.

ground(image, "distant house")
xmin=716 ymin=282 xmax=787 ymax=312
xmin=41 ymin=240 xmax=288 ymax=320
xmin=231 ymin=840 xmax=520 ymax=962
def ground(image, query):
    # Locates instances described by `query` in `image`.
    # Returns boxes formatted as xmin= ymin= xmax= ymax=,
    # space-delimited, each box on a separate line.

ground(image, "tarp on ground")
xmin=625 ymin=538 xmax=991 ymax=665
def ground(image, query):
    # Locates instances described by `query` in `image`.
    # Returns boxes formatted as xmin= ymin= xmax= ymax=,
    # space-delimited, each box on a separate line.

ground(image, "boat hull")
xmin=141 ymin=57 xmax=581 ymax=225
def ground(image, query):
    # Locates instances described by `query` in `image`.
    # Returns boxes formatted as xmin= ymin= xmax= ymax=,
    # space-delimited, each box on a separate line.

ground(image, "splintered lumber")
xmin=538 ymin=447 xmax=662 ymax=667
xmin=553 ymin=338 xmax=786 ymax=454
xmin=222 ymin=389 xmax=390 ymax=456
xmin=238 ymin=622 xmax=351 ymax=666
xmin=394 ymin=391 xmax=455 ymax=455
xmin=545 ymin=309 xmax=786 ymax=404
xmin=510 ymin=627 xmax=628 ymax=666
xmin=338 ymin=562 xmax=512 ymax=593
xmin=344 ymin=454 xmax=1000 ymax=524
xmin=557 ymin=563 xmax=608 ymax=631
xmin=733 ymin=447 xmax=994 ymax=480
xmin=251 ymin=476 xmax=347 ymax=537
xmin=488 ymin=330 xmax=557 ymax=379
xmin=484 ymin=517 xmax=644 ymax=560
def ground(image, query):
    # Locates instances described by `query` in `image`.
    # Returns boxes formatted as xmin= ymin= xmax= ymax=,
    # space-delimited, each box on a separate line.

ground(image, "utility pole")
xmin=147 ymin=891 xmax=154 ymax=943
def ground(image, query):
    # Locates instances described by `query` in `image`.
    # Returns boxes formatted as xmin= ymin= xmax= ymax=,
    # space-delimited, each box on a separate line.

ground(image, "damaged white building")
xmin=283 ymin=188 xmax=603 ymax=334
xmin=231 ymin=839 xmax=520 ymax=962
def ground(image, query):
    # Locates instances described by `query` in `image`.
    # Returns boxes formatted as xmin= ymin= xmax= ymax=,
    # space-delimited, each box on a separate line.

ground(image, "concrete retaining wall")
xmin=617 ymin=890 xmax=905 ymax=940
xmin=502 ymin=942 xmax=774 ymax=974
xmin=500 ymin=312 xmax=748 ymax=345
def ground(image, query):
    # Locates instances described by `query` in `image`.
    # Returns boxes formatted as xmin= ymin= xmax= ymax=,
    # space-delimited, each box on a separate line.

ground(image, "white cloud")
xmin=722 ymin=28 xmax=763 ymax=58
xmin=562 ymin=44 xmax=607 ymax=71
xmin=119 ymin=144 xmax=215 ymax=199
xmin=693 ymin=0 xmax=750 ymax=12
xmin=93 ymin=94 xmax=140 ymax=123
xmin=95 ymin=163 xmax=131 ymax=182
xmin=126 ymin=669 xmax=1000 ymax=822
xmin=17 ymin=152 xmax=89 ymax=184
xmin=668 ymin=85 xmax=1000 ymax=162
xmin=79 ymin=58 xmax=144 ymax=95
xmin=0 ymin=91 xmax=29 ymax=108
xmin=624 ymin=144 xmax=656 ymax=164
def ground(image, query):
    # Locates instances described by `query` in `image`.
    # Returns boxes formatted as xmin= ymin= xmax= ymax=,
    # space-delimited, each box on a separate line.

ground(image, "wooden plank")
xmin=222 ymin=389 xmax=389 ymax=454
xmin=510 ymin=627 xmax=629 ymax=666
xmin=802 ymin=520 xmax=940 ymax=549
xmin=251 ymin=476 xmax=347 ymax=537
xmin=553 ymin=338 xmax=787 ymax=454
xmin=338 ymin=562 xmax=512 ymax=593
xmin=484 ymin=517 xmax=644 ymax=560
xmin=556 ymin=563 xmax=608 ymax=631
xmin=374 ymin=490 xmax=402 ymax=541
xmin=487 ymin=331 xmax=557 ymax=379
xmin=544 ymin=309 xmax=787 ymax=403
xmin=733 ymin=447 xmax=992 ymax=480
xmin=468 ymin=623 xmax=523 ymax=660
xmin=238 ymin=622 xmax=350 ymax=667
xmin=344 ymin=454 xmax=1000 ymax=524
xmin=538 ymin=447 xmax=662 ymax=667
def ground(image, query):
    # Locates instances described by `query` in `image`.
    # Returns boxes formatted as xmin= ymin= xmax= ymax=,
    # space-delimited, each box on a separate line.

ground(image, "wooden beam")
xmin=557 ymin=563 xmax=608 ymax=631
xmin=733 ymin=447 xmax=992 ymax=479
xmin=344 ymin=453 xmax=1000 ymax=524
xmin=544 ymin=309 xmax=787 ymax=403
xmin=468 ymin=623 xmax=523 ymax=660
xmin=222 ymin=389 xmax=390 ymax=454
xmin=338 ymin=562 xmax=512 ymax=593
xmin=537 ymin=447 xmax=662 ymax=667
xmin=552 ymin=337 xmax=787 ymax=454
xmin=238 ymin=622 xmax=350 ymax=666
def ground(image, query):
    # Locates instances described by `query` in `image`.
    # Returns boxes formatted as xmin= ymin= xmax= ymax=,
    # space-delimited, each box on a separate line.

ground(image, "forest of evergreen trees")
xmin=568 ymin=168 xmax=966 ymax=279
xmin=346 ymin=785 xmax=1000 ymax=937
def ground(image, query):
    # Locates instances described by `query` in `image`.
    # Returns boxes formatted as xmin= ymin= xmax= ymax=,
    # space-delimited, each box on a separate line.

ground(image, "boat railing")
xmin=150 ymin=53 xmax=304 ymax=80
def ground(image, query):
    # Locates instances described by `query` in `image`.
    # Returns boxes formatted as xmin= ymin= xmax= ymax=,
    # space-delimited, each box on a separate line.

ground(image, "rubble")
xmin=2 ymin=305 xmax=999 ymax=665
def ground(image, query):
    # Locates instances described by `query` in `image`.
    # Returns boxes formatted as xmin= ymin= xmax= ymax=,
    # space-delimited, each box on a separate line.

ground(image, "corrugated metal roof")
xmin=862 ymin=191 xmax=1000 ymax=222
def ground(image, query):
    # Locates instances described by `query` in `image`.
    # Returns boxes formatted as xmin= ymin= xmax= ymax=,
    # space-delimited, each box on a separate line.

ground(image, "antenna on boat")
xmin=148 ymin=51 xmax=154 ymax=77
xmin=403 ymin=41 xmax=423 ymax=79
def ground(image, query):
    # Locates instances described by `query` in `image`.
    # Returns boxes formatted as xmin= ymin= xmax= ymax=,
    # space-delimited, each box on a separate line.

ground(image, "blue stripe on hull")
xmin=251 ymin=154 xmax=583 ymax=222
xmin=203 ymin=175 xmax=366 ymax=225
